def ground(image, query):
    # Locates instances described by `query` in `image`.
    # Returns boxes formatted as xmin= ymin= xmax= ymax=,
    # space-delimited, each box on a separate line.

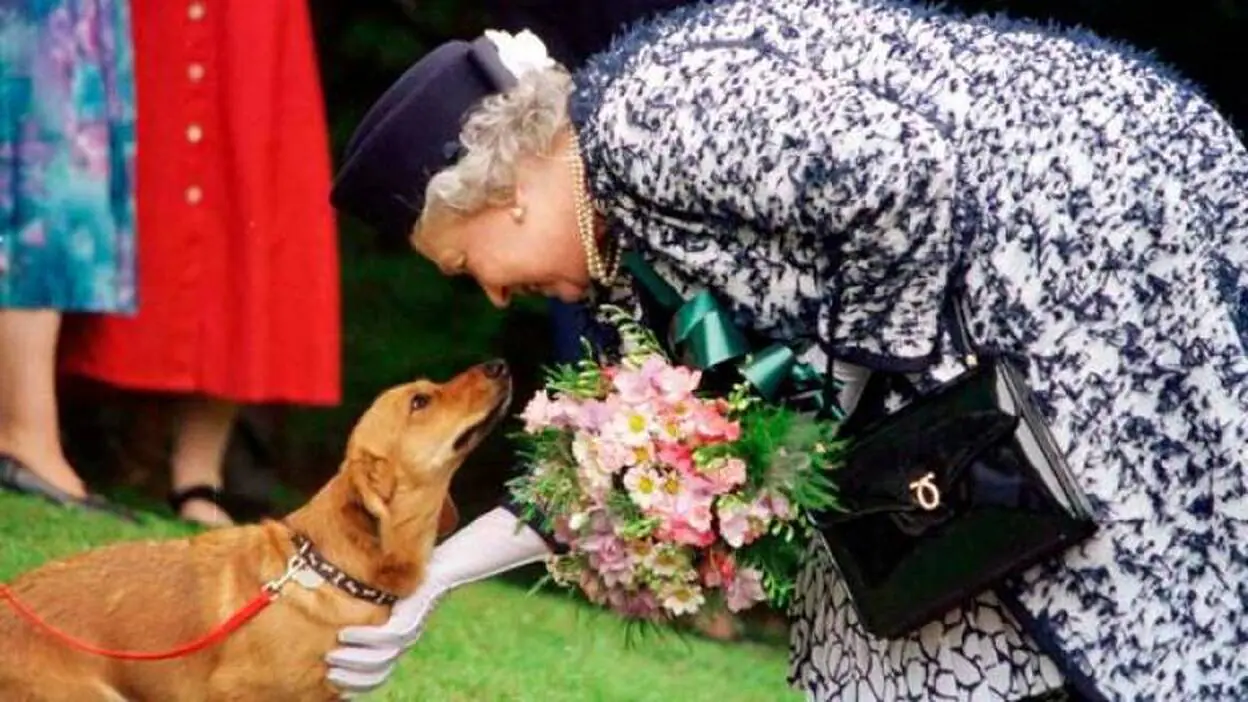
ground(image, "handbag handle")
xmin=948 ymin=295 xmax=980 ymax=369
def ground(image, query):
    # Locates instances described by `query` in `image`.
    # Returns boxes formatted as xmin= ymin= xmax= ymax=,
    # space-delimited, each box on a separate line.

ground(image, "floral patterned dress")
xmin=0 ymin=0 xmax=137 ymax=312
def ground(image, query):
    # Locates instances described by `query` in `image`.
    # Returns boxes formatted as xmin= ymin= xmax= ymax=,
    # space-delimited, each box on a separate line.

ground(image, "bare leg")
xmin=170 ymin=396 xmax=238 ymax=527
xmin=0 ymin=309 xmax=85 ymax=497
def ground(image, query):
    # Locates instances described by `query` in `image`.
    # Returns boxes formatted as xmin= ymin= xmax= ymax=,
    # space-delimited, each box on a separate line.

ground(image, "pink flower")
xmin=716 ymin=499 xmax=752 ymax=548
xmin=612 ymin=357 xmax=664 ymax=404
xmin=681 ymin=496 xmax=714 ymax=533
xmin=603 ymin=586 xmax=664 ymax=620
xmin=699 ymin=549 xmax=737 ymax=589
xmin=598 ymin=561 xmax=635 ymax=589
xmin=656 ymin=442 xmax=694 ymax=474
xmin=586 ymin=534 xmax=627 ymax=565
xmin=638 ymin=355 xmax=670 ymax=379
xmin=520 ymin=391 xmax=576 ymax=432
xmin=747 ymin=496 xmax=774 ymax=532
xmin=715 ymin=496 xmax=773 ymax=549
xmin=654 ymin=484 xmax=717 ymax=548
xmin=720 ymin=458 xmax=748 ymax=486
xmin=724 ymin=566 xmax=767 ymax=613
xmin=766 ymin=491 xmax=794 ymax=521
xmin=595 ymin=438 xmax=636 ymax=474
xmin=580 ymin=526 xmax=636 ymax=588
xmin=655 ymin=489 xmax=716 ymax=547
xmin=570 ymin=398 xmax=614 ymax=432
xmin=686 ymin=405 xmax=741 ymax=443
xmin=664 ymin=521 xmax=715 ymax=548
xmin=702 ymin=456 xmax=748 ymax=494
xmin=649 ymin=471 xmax=716 ymax=540
xmin=612 ymin=373 xmax=652 ymax=405
xmin=654 ymin=364 xmax=702 ymax=403
xmin=622 ymin=590 xmax=661 ymax=620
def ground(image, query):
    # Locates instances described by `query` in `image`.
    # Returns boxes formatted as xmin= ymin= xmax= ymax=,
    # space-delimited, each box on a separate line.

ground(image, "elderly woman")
xmin=326 ymin=1 xmax=1248 ymax=700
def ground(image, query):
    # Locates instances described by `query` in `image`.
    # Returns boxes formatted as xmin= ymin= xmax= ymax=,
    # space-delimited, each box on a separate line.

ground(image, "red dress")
xmin=60 ymin=0 xmax=341 ymax=406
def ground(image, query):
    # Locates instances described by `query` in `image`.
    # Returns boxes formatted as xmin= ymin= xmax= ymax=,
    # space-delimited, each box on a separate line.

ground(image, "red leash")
xmin=0 ymin=584 xmax=278 ymax=661
xmin=0 ymin=552 xmax=310 ymax=661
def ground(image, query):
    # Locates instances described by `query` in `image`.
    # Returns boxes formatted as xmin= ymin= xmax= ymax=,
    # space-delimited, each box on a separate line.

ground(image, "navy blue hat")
xmin=330 ymin=37 xmax=519 ymax=243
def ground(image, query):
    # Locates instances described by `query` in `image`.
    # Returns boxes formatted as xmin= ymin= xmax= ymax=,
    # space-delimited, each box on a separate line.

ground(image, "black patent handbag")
xmin=814 ymin=298 xmax=1097 ymax=639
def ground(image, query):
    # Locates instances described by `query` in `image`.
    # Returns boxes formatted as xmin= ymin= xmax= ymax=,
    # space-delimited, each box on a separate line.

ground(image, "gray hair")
xmin=417 ymin=66 xmax=574 ymax=235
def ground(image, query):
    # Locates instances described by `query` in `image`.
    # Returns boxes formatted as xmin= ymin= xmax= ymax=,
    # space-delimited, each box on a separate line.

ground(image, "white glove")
xmin=325 ymin=507 xmax=552 ymax=696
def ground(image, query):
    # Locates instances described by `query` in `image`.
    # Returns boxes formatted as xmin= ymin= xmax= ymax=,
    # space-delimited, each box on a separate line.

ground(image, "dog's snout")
xmin=482 ymin=359 xmax=509 ymax=379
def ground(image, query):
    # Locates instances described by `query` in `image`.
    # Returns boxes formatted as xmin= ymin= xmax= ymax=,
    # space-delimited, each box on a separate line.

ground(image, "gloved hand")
xmin=325 ymin=507 xmax=552 ymax=696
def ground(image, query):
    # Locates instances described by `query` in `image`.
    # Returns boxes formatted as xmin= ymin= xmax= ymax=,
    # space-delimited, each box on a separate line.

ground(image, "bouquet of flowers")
xmin=508 ymin=307 xmax=844 ymax=623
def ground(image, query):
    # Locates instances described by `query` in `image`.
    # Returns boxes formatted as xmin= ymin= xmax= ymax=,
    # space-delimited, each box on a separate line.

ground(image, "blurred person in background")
xmin=0 ymin=0 xmax=138 ymax=518
xmin=58 ymin=0 xmax=341 ymax=527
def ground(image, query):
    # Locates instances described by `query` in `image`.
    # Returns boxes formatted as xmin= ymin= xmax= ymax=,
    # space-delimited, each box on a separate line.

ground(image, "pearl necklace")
xmin=567 ymin=136 xmax=620 ymax=284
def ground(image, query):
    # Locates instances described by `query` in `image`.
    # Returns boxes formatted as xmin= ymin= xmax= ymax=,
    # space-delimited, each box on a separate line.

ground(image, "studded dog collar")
xmin=288 ymin=532 xmax=398 ymax=607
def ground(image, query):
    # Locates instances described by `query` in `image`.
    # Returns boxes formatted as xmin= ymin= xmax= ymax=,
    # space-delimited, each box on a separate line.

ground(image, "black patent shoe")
xmin=0 ymin=453 xmax=137 ymax=523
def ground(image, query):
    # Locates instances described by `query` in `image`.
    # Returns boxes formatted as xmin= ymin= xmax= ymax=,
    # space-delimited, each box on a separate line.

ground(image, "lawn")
xmin=0 ymin=493 xmax=801 ymax=701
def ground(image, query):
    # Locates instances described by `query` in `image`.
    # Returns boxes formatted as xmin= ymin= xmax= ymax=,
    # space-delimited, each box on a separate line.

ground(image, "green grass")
xmin=0 ymin=493 xmax=800 ymax=701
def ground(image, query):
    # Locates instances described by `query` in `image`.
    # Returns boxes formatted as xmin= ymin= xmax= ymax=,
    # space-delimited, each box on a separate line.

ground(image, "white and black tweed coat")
xmin=566 ymin=0 xmax=1248 ymax=700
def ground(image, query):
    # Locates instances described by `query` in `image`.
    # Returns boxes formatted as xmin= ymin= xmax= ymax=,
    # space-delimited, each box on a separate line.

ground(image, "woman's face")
xmin=416 ymin=144 xmax=591 ymax=308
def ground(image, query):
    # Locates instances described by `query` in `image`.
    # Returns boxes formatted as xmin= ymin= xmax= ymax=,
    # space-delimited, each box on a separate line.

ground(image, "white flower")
xmin=648 ymin=545 xmax=688 ymax=578
xmin=623 ymin=465 xmax=663 ymax=510
xmin=659 ymin=581 xmax=705 ymax=617
xmin=483 ymin=29 xmax=554 ymax=79
xmin=570 ymin=434 xmax=615 ymax=504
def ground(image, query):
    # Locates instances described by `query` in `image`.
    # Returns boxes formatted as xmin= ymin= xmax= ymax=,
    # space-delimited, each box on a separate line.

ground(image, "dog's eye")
xmin=410 ymin=393 xmax=431 ymax=411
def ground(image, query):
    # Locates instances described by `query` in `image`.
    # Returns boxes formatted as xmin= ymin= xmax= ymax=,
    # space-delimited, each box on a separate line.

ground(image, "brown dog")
xmin=0 ymin=360 xmax=512 ymax=701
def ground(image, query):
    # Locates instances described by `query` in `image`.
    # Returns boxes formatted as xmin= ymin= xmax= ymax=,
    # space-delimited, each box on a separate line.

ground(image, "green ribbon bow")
xmin=623 ymin=252 xmax=838 ymax=415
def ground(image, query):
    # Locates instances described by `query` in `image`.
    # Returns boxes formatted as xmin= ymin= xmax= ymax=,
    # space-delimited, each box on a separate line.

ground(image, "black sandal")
xmin=168 ymin=484 xmax=234 ymax=525
xmin=0 ymin=453 xmax=137 ymax=523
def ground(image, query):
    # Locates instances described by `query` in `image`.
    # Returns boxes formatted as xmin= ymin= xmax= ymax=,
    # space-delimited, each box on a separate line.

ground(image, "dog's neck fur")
xmin=282 ymin=457 xmax=445 ymax=600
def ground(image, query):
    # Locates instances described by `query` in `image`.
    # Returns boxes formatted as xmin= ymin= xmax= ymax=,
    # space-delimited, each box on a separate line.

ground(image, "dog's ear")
xmin=347 ymin=450 xmax=396 ymax=524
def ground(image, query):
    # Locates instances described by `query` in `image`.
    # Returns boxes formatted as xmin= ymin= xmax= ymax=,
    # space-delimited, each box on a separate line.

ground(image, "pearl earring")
xmin=509 ymin=205 xmax=526 ymax=224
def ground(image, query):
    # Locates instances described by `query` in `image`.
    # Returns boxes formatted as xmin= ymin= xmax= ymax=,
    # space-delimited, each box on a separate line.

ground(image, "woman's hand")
xmin=326 ymin=578 xmax=445 ymax=695
xmin=324 ymin=507 xmax=553 ymax=696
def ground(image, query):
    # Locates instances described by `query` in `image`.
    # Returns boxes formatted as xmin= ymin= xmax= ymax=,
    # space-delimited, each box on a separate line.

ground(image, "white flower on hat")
xmin=483 ymin=29 xmax=555 ymax=79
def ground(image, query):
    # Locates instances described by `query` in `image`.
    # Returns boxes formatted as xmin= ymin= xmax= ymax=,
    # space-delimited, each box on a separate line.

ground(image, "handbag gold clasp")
xmin=908 ymin=472 xmax=941 ymax=511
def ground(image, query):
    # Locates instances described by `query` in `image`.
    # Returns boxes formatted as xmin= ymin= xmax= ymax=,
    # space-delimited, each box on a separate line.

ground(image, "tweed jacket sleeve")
xmin=573 ymin=41 xmax=961 ymax=369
